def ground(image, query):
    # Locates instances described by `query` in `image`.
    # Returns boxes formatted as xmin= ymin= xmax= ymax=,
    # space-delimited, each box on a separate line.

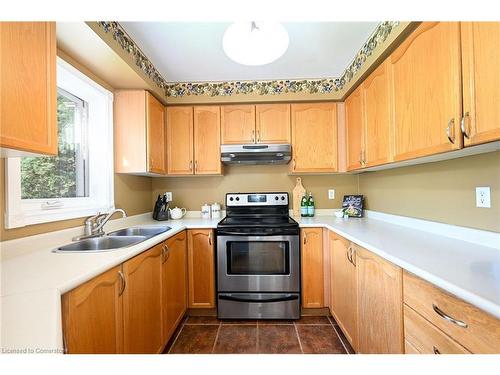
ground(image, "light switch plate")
xmin=165 ymin=192 xmax=173 ymax=202
xmin=476 ymin=187 xmax=491 ymax=208
xmin=328 ymin=189 xmax=335 ymax=200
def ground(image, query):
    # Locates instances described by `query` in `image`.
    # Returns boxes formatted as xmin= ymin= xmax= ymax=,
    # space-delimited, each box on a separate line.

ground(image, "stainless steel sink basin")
xmin=107 ymin=225 xmax=171 ymax=238
xmin=54 ymin=236 xmax=147 ymax=253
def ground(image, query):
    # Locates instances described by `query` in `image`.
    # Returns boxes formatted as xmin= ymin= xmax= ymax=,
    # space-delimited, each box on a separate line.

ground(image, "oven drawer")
xmin=217 ymin=293 xmax=301 ymax=319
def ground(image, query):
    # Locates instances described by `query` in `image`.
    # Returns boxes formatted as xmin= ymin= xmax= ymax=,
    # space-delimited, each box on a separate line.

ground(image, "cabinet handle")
xmin=346 ymin=247 xmax=352 ymax=263
xmin=118 ymin=270 xmax=126 ymax=296
xmin=432 ymin=304 xmax=468 ymax=328
xmin=446 ymin=118 xmax=455 ymax=144
xmin=189 ymin=160 xmax=193 ymax=171
xmin=162 ymin=244 xmax=170 ymax=263
xmin=350 ymin=246 xmax=356 ymax=266
xmin=303 ymin=233 xmax=307 ymax=245
xmin=359 ymin=150 xmax=363 ymax=166
xmin=292 ymin=159 xmax=296 ymax=171
xmin=251 ymin=130 xmax=255 ymax=143
xmin=194 ymin=160 xmax=198 ymax=172
xmin=208 ymin=231 xmax=212 ymax=245
xmin=433 ymin=346 xmax=441 ymax=354
xmin=460 ymin=112 xmax=470 ymax=139
xmin=257 ymin=130 xmax=261 ymax=143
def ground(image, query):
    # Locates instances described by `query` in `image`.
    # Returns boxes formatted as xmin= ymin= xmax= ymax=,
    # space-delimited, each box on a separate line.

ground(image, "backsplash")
xmin=152 ymin=164 xmax=359 ymax=211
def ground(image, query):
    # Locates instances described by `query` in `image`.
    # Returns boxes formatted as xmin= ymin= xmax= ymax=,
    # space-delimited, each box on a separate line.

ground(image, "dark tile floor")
xmin=166 ymin=315 xmax=355 ymax=354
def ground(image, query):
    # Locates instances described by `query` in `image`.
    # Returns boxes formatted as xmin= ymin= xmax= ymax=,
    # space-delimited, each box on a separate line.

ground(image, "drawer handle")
xmin=433 ymin=346 xmax=441 ymax=354
xmin=432 ymin=304 xmax=468 ymax=328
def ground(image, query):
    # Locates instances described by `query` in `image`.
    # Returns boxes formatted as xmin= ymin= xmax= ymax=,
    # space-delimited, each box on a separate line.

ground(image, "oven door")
xmin=217 ymin=235 xmax=300 ymax=292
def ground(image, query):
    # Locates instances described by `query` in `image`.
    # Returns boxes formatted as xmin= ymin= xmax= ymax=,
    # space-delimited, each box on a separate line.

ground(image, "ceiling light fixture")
xmin=222 ymin=21 xmax=289 ymax=66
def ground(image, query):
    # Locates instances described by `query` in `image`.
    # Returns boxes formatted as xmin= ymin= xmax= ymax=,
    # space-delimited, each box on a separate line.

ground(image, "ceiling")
xmin=120 ymin=22 xmax=379 ymax=83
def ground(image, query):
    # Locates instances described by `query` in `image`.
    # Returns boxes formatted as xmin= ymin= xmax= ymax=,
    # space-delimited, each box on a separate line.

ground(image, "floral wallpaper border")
xmin=97 ymin=21 xmax=400 ymax=98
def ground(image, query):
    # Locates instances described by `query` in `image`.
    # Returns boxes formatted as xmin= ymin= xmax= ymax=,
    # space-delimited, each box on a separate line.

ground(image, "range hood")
xmin=221 ymin=144 xmax=291 ymax=165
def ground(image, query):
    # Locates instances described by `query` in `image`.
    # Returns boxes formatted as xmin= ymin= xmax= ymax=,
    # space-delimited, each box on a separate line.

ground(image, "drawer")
xmin=403 ymin=271 xmax=500 ymax=353
xmin=404 ymin=305 xmax=470 ymax=354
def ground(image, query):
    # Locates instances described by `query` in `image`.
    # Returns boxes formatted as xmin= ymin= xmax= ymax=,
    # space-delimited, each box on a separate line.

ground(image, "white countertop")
xmin=1 ymin=211 xmax=499 ymax=351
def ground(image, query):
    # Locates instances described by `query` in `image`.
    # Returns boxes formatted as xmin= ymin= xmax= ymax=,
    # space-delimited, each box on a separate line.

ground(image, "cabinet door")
xmin=255 ymin=104 xmax=291 ymax=143
xmin=122 ymin=244 xmax=163 ymax=353
xmin=194 ymin=106 xmax=222 ymax=175
xmin=301 ymin=228 xmax=324 ymax=308
xmin=363 ymin=59 xmax=392 ymax=167
xmin=146 ymin=93 xmax=167 ymax=174
xmin=345 ymin=86 xmax=365 ymax=171
xmin=390 ymin=22 xmax=462 ymax=161
xmin=62 ymin=266 xmax=123 ymax=354
xmin=166 ymin=106 xmax=194 ymax=175
xmin=188 ymin=229 xmax=215 ymax=308
xmin=461 ymin=22 xmax=500 ymax=146
xmin=290 ymin=103 xmax=338 ymax=173
xmin=356 ymin=245 xmax=403 ymax=354
xmin=0 ymin=22 xmax=57 ymax=155
xmin=221 ymin=105 xmax=256 ymax=144
xmin=162 ymin=231 xmax=188 ymax=342
xmin=329 ymin=232 xmax=357 ymax=349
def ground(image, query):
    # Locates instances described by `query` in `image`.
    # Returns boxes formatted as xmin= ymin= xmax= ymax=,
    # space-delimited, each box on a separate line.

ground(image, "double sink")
xmin=54 ymin=225 xmax=171 ymax=253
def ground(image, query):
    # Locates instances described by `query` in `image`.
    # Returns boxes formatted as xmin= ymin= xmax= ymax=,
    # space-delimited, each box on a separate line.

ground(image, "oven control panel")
xmin=226 ymin=193 xmax=288 ymax=206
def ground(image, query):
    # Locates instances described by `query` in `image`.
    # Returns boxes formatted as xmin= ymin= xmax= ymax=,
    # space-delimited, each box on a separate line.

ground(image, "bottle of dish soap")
xmin=300 ymin=194 xmax=308 ymax=217
xmin=307 ymin=192 xmax=315 ymax=217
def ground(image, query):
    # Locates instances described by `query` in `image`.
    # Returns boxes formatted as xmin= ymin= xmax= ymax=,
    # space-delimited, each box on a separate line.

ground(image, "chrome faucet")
xmin=73 ymin=209 xmax=127 ymax=241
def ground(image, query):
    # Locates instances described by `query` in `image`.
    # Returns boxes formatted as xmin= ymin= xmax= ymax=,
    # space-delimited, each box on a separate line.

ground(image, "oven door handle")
xmin=219 ymin=294 xmax=299 ymax=303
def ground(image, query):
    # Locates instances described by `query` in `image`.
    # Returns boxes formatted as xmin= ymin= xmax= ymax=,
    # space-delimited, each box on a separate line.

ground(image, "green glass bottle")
xmin=300 ymin=194 xmax=308 ymax=217
xmin=307 ymin=192 xmax=315 ymax=217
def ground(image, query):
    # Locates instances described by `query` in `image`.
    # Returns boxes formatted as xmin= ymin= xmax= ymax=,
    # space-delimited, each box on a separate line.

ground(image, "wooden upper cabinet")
xmin=62 ymin=266 xmax=123 ymax=354
xmin=114 ymin=90 xmax=166 ymax=175
xmin=194 ymin=106 xmax=222 ymax=175
xmin=255 ymin=104 xmax=291 ymax=143
xmin=461 ymin=22 xmax=500 ymax=146
xmin=147 ymin=93 xmax=167 ymax=174
xmin=122 ymin=244 xmax=163 ymax=354
xmin=0 ymin=22 xmax=57 ymax=156
xmin=290 ymin=103 xmax=338 ymax=173
xmin=329 ymin=232 xmax=358 ymax=350
xmin=363 ymin=59 xmax=392 ymax=167
xmin=166 ymin=106 xmax=194 ymax=175
xmin=389 ymin=22 xmax=462 ymax=161
xmin=345 ymin=86 xmax=365 ymax=171
xmin=162 ymin=231 xmax=188 ymax=342
xmin=187 ymin=229 xmax=215 ymax=308
xmin=301 ymin=228 xmax=324 ymax=308
xmin=355 ymin=245 xmax=403 ymax=354
xmin=221 ymin=105 xmax=256 ymax=144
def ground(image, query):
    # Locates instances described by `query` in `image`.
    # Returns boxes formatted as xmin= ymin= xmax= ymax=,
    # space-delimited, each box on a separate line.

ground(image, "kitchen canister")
xmin=201 ymin=203 xmax=211 ymax=219
xmin=211 ymin=202 xmax=221 ymax=219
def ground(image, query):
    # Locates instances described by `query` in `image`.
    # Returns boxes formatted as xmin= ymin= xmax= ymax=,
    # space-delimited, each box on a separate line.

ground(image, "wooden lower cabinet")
xmin=162 ymin=231 xmax=188 ymax=342
xmin=187 ymin=229 xmax=215 ymax=308
xmin=329 ymin=232 xmax=358 ymax=349
xmin=62 ymin=266 xmax=124 ymax=354
xmin=355 ymin=245 xmax=404 ymax=354
xmin=122 ymin=244 xmax=163 ymax=354
xmin=301 ymin=228 xmax=324 ymax=308
xmin=404 ymin=305 xmax=470 ymax=354
xmin=403 ymin=271 xmax=500 ymax=353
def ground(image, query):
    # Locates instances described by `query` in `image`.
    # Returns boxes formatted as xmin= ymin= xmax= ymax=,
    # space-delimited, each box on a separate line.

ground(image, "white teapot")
xmin=168 ymin=206 xmax=187 ymax=220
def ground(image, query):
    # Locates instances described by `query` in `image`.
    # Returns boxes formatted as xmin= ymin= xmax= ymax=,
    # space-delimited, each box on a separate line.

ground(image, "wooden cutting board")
xmin=292 ymin=177 xmax=306 ymax=217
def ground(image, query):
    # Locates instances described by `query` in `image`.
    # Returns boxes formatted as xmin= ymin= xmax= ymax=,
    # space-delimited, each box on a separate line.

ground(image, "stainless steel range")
xmin=216 ymin=192 xmax=300 ymax=319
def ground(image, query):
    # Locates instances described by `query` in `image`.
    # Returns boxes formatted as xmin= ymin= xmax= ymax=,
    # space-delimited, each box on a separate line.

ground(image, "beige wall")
xmin=152 ymin=164 xmax=359 ymax=211
xmin=358 ymin=151 xmax=500 ymax=232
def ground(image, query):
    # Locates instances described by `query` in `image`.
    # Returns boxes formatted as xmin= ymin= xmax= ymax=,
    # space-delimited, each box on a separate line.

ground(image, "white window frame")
xmin=5 ymin=57 xmax=114 ymax=229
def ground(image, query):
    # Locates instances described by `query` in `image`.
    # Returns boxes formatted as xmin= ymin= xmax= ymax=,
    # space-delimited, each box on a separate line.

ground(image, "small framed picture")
xmin=342 ymin=195 xmax=364 ymax=217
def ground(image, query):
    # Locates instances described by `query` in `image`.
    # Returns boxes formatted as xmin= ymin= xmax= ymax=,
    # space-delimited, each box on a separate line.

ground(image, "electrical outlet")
xmin=164 ymin=192 xmax=173 ymax=202
xmin=476 ymin=187 xmax=491 ymax=208
xmin=328 ymin=189 xmax=335 ymax=200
